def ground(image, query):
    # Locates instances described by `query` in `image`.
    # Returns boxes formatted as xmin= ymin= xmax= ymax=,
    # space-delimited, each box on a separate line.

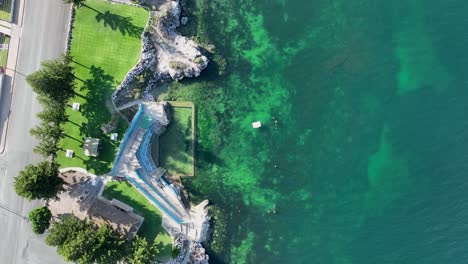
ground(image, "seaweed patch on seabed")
xmin=204 ymin=8 xmax=307 ymax=209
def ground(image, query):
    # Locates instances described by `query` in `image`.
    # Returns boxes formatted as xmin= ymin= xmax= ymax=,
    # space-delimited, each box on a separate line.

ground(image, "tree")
xmin=26 ymin=54 xmax=75 ymax=104
xmin=46 ymin=215 xmax=86 ymax=247
xmin=32 ymin=137 xmax=62 ymax=158
xmin=94 ymin=224 xmax=126 ymax=263
xmin=46 ymin=216 xmax=126 ymax=264
xmin=29 ymin=123 xmax=64 ymax=141
xmin=37 ymin=108 xmax=68 ymax=126
xmin=55 ymin=220 xmax=99 ymax=264
xmin=127 ymin=236 xmax=158 ymax=264
xmin=29 ymin=207 xmax=52 ymax=234
xmin=14 ymin=161 xmax=63 ymax=201
xmin=36 ymin=97 xmax=68 ymax=125
xmin=29 ymin=122 xmax=64 ymax=158
xmin=63 ymin=0 xmax=86 ymax=7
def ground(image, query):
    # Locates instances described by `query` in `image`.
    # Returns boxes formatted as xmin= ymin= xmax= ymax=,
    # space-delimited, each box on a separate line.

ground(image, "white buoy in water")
xmin=252 ymin=121 xmax=262 ymax=128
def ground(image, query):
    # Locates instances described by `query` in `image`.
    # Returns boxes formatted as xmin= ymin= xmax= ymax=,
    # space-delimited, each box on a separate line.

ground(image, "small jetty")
xmin=111 ymin=101 xmax=209 ymax=242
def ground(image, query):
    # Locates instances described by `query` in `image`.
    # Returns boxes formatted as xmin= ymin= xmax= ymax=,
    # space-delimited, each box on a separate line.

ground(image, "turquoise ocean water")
xmin=169 ymin=0 xmax=468 ymax=263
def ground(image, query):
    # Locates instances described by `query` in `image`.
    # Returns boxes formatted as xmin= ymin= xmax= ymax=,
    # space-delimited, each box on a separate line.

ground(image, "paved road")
xmin=0 ymin=0 xmax=70 ymax=263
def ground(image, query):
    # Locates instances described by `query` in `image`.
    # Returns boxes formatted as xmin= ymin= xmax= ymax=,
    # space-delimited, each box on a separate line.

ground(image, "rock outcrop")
xmin=150 ymin=0 xmax=208 ymax=80
xmin=190 ymin=242 xmax=209 ymax=264
xmin=112 ymin=0 xmax=208 ymax=109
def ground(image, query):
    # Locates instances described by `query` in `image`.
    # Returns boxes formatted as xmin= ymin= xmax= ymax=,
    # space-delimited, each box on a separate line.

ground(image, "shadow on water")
xmin=197 ymin=149 xmax=224 ymax=167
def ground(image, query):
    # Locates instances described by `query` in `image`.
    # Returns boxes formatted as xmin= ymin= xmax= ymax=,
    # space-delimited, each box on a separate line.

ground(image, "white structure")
xmin=110 ymin=133 xmax=118 ymax=141
xmin=72 ymin=102 xmax=80 ymax=111
xmin=252 ymin=121 xmax=262 ymax=128
xmin=65 ymin=149 xmax=74 ymax=158
xmin=83 ymin=138 xmax=101 ymax=157
xmin=111 ymin=102 xmax=209 ymax=242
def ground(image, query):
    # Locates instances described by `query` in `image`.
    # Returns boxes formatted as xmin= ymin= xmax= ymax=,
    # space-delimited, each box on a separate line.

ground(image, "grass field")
xmin=0 ymin=34 xmax=9 ymax=67
xmin=0 ymin=0 xmax=13 ymax=22
xmin=157 ymin=104 xmax=194 ymax=176
xmin=56 ymin=0 xmax=148 ymax=174
xmin=102 ymin=180 xmax=172 ymax=260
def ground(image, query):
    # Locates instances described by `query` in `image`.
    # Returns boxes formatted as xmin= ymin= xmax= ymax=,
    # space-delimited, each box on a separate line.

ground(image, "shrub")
xmin=29 ymin=207 xmax=52 ymax=234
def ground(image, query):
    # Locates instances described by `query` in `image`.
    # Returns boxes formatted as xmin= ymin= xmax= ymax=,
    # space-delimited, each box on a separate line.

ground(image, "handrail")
xmin=126 ymin=176 xmax=184 ymax=223
xmin=111 ymin=103 xmax=144 ymax=175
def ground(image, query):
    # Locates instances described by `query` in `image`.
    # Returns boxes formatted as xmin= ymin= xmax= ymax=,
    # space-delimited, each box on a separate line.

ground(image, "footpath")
xmin=0 ymin=0 xmax=26 ymax=153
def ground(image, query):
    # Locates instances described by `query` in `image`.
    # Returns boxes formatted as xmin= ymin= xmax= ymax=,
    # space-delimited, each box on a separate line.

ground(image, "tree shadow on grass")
xmin=67 ymin=120 xmax=82 ymax=128
xmin=95 ymin=10 xmax=143 ymax=38
xmin=102 ymin=181 xmax=164 ymax=242
xmin=71 ymin=59 xmax=90 ymax=69
xmin=155 ymin=240 xmax=172 ymax=261
xmin=64 ymin=133 xmax=83 ymax=144
xmin=80 ymin=66 xmax=117 ymax=175
xmin=83 ymin=4 xmax=101 ymax=14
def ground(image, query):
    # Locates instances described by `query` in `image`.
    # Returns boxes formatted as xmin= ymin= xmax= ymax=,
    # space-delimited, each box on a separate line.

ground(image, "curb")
xmin=64 ymin=4 xmax=75 ymax=54
xmin=0 ymin=2 xmax=72 ymax=154
xmin=0 ymin=31 xmax=21 ymax=154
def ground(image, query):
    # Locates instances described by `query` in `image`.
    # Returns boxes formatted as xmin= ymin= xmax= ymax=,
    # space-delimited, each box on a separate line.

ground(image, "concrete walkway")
xmin=110 ymin=101 xmax=209 ymax=241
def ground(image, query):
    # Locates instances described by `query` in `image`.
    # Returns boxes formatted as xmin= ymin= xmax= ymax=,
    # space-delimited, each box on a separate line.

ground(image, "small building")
xmin=83 ymin=138 xmax=101 ymax=157
xmin=49 ymin=171 xmax=144 ymax=239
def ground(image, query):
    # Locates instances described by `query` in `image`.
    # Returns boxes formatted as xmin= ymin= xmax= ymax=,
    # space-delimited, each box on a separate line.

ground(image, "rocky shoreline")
xmin=112 ymin=0 xmax=208 ymax=110
xmin=109 ymin=1 xmax=211 ymax=263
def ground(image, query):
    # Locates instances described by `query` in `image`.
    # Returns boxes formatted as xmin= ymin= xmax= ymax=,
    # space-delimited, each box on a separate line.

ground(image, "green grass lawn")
xmin=56 ymin=0 xmax=149 ymax=174
xmin=0 ymin=34 xmax=9 ymax=67
xmin=102 ymin=180 xmax=172 ymax=260
xmin=0 ymin=0 xmax=13 ymax=22
xmin=157 ymin=104 xmax=194 ymax=176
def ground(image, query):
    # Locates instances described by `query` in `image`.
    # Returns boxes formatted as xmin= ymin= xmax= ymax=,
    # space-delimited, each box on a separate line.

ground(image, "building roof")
xmin=49 ymin=172 xmax=100 ymax=220
xmin=111 ymin=198 xmax=134 ymax=212
xmin=88 ymin=198 xmax=143 ymax=239
xmin=83 ymin=137 xmax=101 ymax=157
xmin=48 ymin=171 xmax=144 ymax=239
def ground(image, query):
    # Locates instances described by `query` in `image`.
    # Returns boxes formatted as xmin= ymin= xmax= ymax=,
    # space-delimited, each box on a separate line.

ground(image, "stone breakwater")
xmin=190 ymin=242 xmax=210 ymax=264
xmin=165 ymin=227 xmax=210 ymax=264
xmin=166 ymin=227 xmax=188 ymax=264
xmin=112 ymin=0 xmax=208 ymax=109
